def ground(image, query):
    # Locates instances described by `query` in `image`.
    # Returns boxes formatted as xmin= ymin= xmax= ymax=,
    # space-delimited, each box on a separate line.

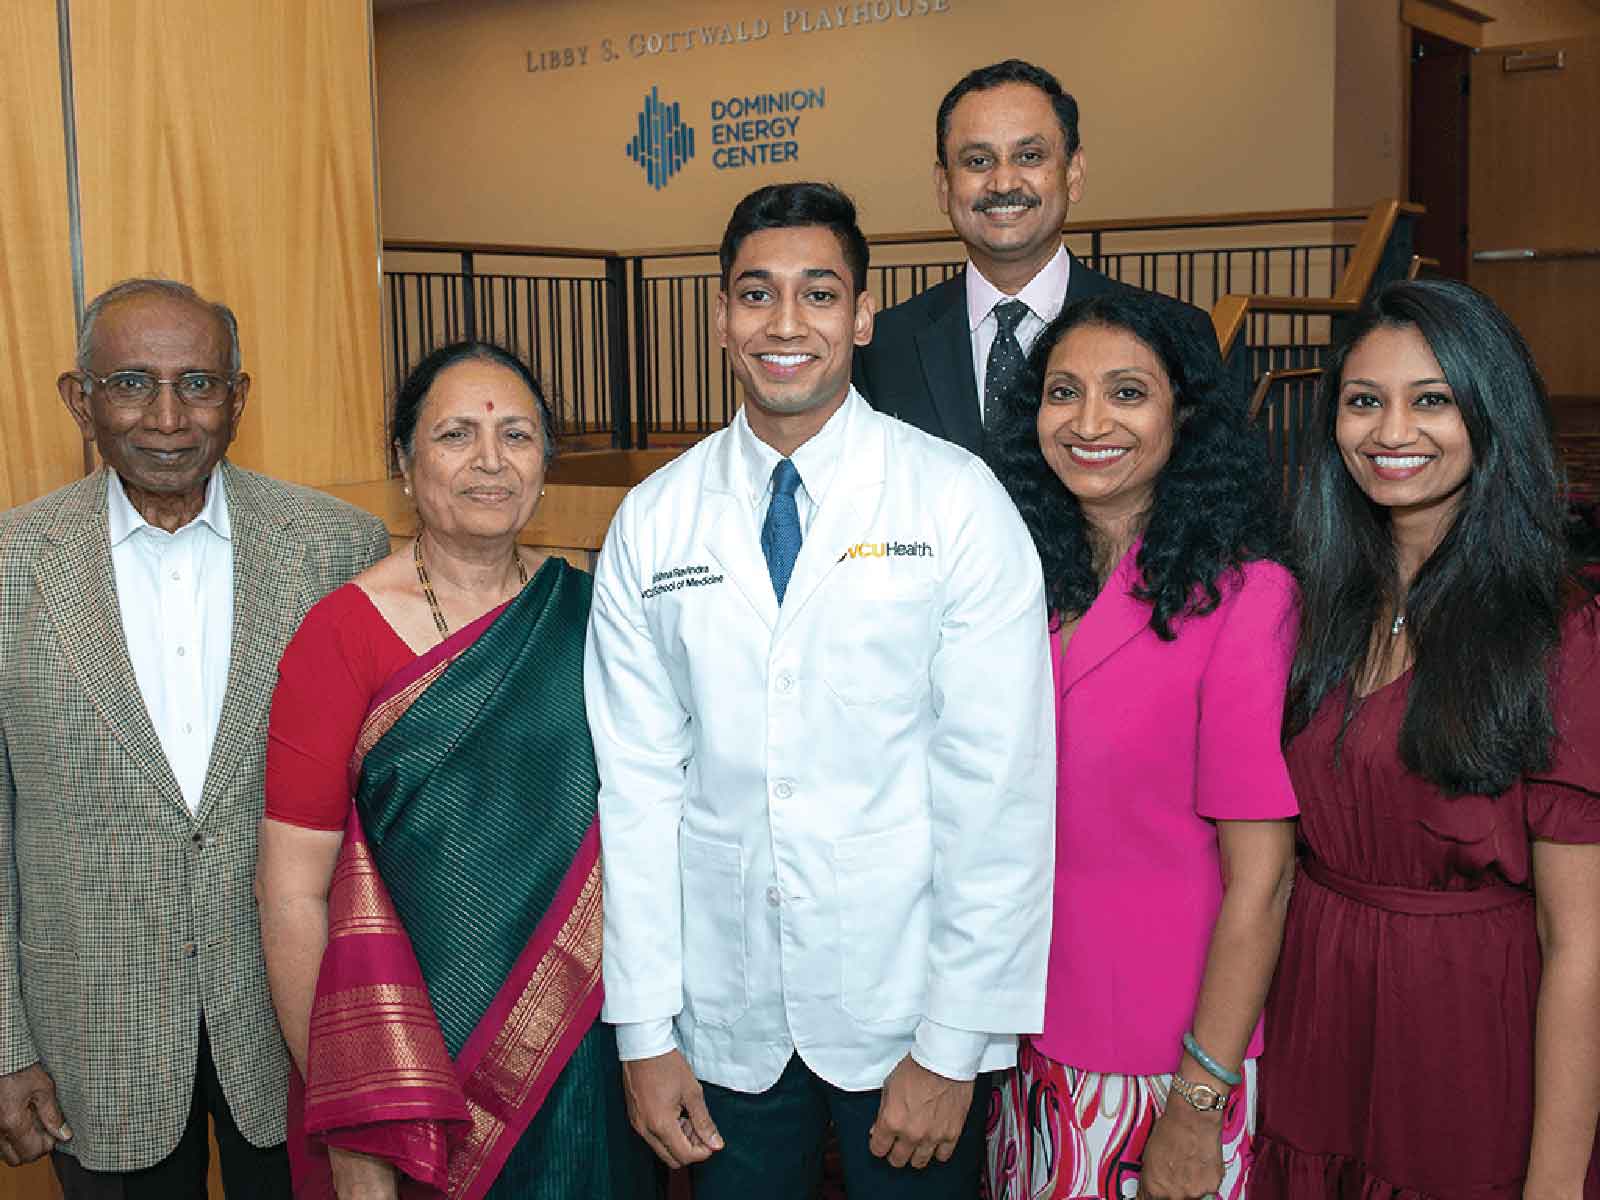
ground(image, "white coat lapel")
xmin=773 ymin=399 xmax=887 ymax=634
xmin=701 ymin=429 xmax=779 ymax=631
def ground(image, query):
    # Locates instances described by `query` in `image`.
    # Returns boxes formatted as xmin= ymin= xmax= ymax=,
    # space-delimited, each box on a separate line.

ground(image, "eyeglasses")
xmin=82 ymin=369 xmax=237 ymax=409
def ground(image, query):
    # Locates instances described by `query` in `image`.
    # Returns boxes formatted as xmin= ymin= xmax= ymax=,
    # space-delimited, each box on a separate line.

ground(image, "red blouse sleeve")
xmin=1527 ymin=595 xmax=1600 ymax=843
xmin=265 ymin=584 xmax=413 ymax=831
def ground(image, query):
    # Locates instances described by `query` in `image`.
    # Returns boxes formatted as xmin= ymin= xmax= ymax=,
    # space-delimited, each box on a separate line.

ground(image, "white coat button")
xmin=175 ymin=646 xmax=186 ymax=657
xmin=774 ymin=780 xmax=793 ymax=800
xmin=766 ymin=886 xmax=782 ymax=908
xmin=775 ymin=671 xmax=794 ymax=693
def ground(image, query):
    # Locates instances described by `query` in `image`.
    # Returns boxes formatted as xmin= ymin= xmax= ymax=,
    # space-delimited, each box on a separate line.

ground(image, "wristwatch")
xmin=1169 ymin=1075 xmax=1229 ymax=1113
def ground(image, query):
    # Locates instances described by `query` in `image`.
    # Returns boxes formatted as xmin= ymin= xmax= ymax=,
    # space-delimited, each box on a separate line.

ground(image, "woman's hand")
xmin=329 ymin=1145 xmax=400 ymax=1200
xmin=1137 ymin=1099 xmax=1224 ymax=1200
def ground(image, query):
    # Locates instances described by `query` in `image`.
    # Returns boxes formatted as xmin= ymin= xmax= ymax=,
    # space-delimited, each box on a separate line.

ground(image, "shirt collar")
xmin=965 ymin=243 xmax=1074 ymax=332
xmin=733 ymin=386 xmax=860 ymax=511
xmin=106 ymin=468 xmax=232 ymax=546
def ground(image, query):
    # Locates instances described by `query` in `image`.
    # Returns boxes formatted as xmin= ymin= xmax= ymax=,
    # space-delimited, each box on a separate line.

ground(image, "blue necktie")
xmin=761 ymin=459 xmax=803 ymax=604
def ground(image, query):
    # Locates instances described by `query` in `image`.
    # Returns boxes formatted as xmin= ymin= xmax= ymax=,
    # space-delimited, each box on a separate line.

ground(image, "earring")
xmin=403 ymin=483 xmax=412 ymax=497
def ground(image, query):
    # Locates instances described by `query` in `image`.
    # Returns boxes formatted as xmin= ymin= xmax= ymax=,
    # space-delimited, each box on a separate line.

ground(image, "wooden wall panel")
xmin=68 ymin=0 xmax=388 ymax=487
xmin=0 ymin=1 xmax=86 ymax=512
xmin=1468 ymin=37 xmax=1600 ymax=399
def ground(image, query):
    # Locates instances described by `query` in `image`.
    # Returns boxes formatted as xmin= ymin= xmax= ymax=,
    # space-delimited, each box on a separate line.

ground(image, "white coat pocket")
xmin=820 ymin=578 xmax=936 ymax=706
xmin=678 ymin=830 xmax=749 ymax=1028
xmin=834 ymin=821 xmax=933 ymax=1022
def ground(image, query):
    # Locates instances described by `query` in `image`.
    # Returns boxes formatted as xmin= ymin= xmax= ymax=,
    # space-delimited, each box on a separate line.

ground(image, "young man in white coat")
xmin=585 ymin=181 xmax=1055 ymax=1198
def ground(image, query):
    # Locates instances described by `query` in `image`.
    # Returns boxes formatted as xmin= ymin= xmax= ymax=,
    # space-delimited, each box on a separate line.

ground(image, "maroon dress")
xmin=1255 ymin=596 xmax=1600 ymax=1199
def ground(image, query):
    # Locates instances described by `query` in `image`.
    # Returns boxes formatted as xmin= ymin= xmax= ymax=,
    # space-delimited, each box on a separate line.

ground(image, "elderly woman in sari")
xmin=255 ymin=342 xmax=649 ymax=1199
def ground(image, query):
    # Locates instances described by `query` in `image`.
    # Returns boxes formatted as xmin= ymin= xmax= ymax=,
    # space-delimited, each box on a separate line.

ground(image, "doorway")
xmin=1408 ymin=29 xmax=1473 ymax=280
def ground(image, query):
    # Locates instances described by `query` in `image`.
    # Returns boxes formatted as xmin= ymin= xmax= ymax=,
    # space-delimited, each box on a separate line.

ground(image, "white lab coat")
xmin=584 ymin=389 xmax=1055 ymax=1094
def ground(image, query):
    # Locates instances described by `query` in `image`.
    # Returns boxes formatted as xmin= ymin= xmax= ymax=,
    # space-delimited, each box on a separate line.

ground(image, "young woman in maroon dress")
xmin=1253 ymin=279 xmax=1600 ymax=1199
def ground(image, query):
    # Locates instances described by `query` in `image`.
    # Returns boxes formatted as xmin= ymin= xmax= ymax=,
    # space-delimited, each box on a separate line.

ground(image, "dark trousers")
xmin=52 ymin=1023 xmax=290 ymax=1200
xmin=691 ymin=1055 xmax=988 ymax=1200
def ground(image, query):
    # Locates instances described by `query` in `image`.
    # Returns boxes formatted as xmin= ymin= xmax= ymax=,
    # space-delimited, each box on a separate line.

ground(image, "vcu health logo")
xmin=626 ymin=86 xmax=695 ymax=190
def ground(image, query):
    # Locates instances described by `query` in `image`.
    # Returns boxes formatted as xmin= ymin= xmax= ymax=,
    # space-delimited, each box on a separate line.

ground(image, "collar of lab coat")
xmin=702 ymin=388 xmax=886 ymax=633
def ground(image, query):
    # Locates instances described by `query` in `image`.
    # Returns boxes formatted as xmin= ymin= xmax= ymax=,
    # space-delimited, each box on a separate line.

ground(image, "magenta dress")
xmin=1254 ymin=596 xmax=1600 ymax=1199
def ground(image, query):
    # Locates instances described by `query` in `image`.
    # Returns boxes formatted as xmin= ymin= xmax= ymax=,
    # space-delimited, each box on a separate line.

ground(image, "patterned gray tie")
xmin=984 ymin=299 xmax=1030 ymax=430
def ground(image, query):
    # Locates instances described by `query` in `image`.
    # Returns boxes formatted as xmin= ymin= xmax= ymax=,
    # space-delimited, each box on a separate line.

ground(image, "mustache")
xmin=973 ymin=190 xmax=1041 ymax=213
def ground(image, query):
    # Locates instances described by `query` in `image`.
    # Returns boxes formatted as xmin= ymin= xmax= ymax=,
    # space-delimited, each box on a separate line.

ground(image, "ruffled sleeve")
xmin=1527 ymin=595 xmax=1600 ymax=843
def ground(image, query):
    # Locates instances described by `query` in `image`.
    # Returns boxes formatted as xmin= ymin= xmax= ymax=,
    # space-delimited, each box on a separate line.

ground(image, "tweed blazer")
xmin=0 ymin=461 xmax=389 ymax=1171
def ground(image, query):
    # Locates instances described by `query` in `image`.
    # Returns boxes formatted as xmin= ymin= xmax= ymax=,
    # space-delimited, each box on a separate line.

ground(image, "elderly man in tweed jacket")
xmin=0 ymin=279 xmax=389 ymax=1198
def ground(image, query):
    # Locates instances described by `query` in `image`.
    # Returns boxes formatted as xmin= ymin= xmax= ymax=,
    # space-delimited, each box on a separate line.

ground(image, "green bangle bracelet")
xmin=1182 ymin=1031 xmax=1242 ymax=1088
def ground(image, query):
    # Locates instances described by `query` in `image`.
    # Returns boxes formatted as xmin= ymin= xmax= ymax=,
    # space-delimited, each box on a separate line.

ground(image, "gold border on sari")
xmin=444 ymin=860 xmax=604 ymax=1197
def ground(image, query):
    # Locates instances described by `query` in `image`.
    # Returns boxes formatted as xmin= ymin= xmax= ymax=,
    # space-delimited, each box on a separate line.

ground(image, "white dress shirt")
xmin=612 ymin=398 xmax=999 ymax=1083
xmin=107 ymin=470 xmax=234 ymax=815
xmin=967 ymin=243 xmax=1073 ymax=419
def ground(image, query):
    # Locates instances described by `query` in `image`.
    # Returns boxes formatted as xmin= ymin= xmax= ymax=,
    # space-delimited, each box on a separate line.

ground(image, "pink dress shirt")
xmin=1033 ymin=546 xmax=1299 ymax=1076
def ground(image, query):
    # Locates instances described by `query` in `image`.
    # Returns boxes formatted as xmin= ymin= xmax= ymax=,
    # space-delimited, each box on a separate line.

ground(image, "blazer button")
xmin=182 ymin=942 xmax=197 ymax=958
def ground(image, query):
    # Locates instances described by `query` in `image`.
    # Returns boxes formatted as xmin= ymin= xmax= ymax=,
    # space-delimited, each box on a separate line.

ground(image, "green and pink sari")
xmin=287 ymin=561 xmax=647 ymax=1199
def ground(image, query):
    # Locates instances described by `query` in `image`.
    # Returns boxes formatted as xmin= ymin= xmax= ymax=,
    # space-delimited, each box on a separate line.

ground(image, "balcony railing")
xmin=382 ymin=199 xmax=1421 ymax=457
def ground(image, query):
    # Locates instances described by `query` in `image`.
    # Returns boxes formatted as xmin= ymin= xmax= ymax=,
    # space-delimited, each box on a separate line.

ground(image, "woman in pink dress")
xmin=1254 ymin=279 xmax=1600 ymax=1198
xmin=984 ymin=291 xmax=1300 ymax=1200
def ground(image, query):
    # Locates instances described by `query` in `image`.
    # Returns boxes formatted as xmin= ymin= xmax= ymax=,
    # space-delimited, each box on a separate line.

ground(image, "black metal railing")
xmin=382 ymin=245 xmax=629 ymax=450
xmin=382 ymin=204 xmax=1413 ymax=454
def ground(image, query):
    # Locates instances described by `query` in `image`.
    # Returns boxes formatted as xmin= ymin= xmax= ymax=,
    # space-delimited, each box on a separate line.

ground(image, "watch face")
xmin=1174 ymin=1078 xmax=1227 ymax=1111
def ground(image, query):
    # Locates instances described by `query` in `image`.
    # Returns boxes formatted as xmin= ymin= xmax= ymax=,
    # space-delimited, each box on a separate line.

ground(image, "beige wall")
xmin=375 ymin=0 xmax=1341 ymax=250
xmin=1334 ymin=0 xmax=1406 ymax=206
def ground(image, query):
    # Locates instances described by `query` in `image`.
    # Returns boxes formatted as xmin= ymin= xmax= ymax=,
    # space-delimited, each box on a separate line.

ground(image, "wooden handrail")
xmin=1407 ymin=255 xmax=1441 ymax=279
xmin=1214 ymin=198 xmax=1419 ymax=358
xmin=384 ymin=202 xmax=1423 ymax=264
xmin=1248 ymin=367 xmax=1322 ymax=421
xmin=383 ymin=239 xmax=618 ymax=259
xmin=1212 ymin=295 xmax=1360 ymax=358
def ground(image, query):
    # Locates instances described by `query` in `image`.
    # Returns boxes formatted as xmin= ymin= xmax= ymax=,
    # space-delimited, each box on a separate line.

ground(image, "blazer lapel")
xmin=914 ymin=275 xmax=983 ymax=452
xmin=1062 ymin=250 xmax=1117 ymax=304
xmin=34 ymin=471 xmax=185 ymax=807
xmin=701 ymin=432 xmax=779 ymax=632
xmin=198 ymin=463 xmax=305 ymax=819
xmin=1058 ymin=541 xmax=1152 ymax=694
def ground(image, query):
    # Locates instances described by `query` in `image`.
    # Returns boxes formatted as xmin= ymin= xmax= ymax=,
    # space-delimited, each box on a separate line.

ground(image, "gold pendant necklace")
xmin=413 ymin=535 xmax=528 ymax=640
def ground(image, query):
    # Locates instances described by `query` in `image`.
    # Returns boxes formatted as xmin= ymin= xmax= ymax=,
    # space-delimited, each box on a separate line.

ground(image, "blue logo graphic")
xmin=626 ymin=86 xmax=695 ymax=190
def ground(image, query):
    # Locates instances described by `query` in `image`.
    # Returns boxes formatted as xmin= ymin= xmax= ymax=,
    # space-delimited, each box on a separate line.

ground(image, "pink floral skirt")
xmin=984 ymin=1037 xmax=1257 ymax=1200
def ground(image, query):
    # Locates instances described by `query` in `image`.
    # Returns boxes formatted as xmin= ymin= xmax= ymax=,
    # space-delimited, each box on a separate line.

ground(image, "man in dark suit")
xmin=854 ymin=59 xmax=1216 ymax=453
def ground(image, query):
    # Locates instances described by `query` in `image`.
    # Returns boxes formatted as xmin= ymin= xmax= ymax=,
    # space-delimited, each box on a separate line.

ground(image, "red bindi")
xmin=486 ymin=401 xmax=494 ymax=412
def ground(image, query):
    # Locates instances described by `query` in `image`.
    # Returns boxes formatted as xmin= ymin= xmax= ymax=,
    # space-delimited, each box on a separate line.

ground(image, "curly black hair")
xmin=984 ymin=291 xmax=1281 ymax=639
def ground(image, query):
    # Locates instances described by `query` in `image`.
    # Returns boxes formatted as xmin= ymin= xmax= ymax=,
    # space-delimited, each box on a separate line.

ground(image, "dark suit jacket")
xmin=854 ymin=251 xmax=1217 ymax=454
